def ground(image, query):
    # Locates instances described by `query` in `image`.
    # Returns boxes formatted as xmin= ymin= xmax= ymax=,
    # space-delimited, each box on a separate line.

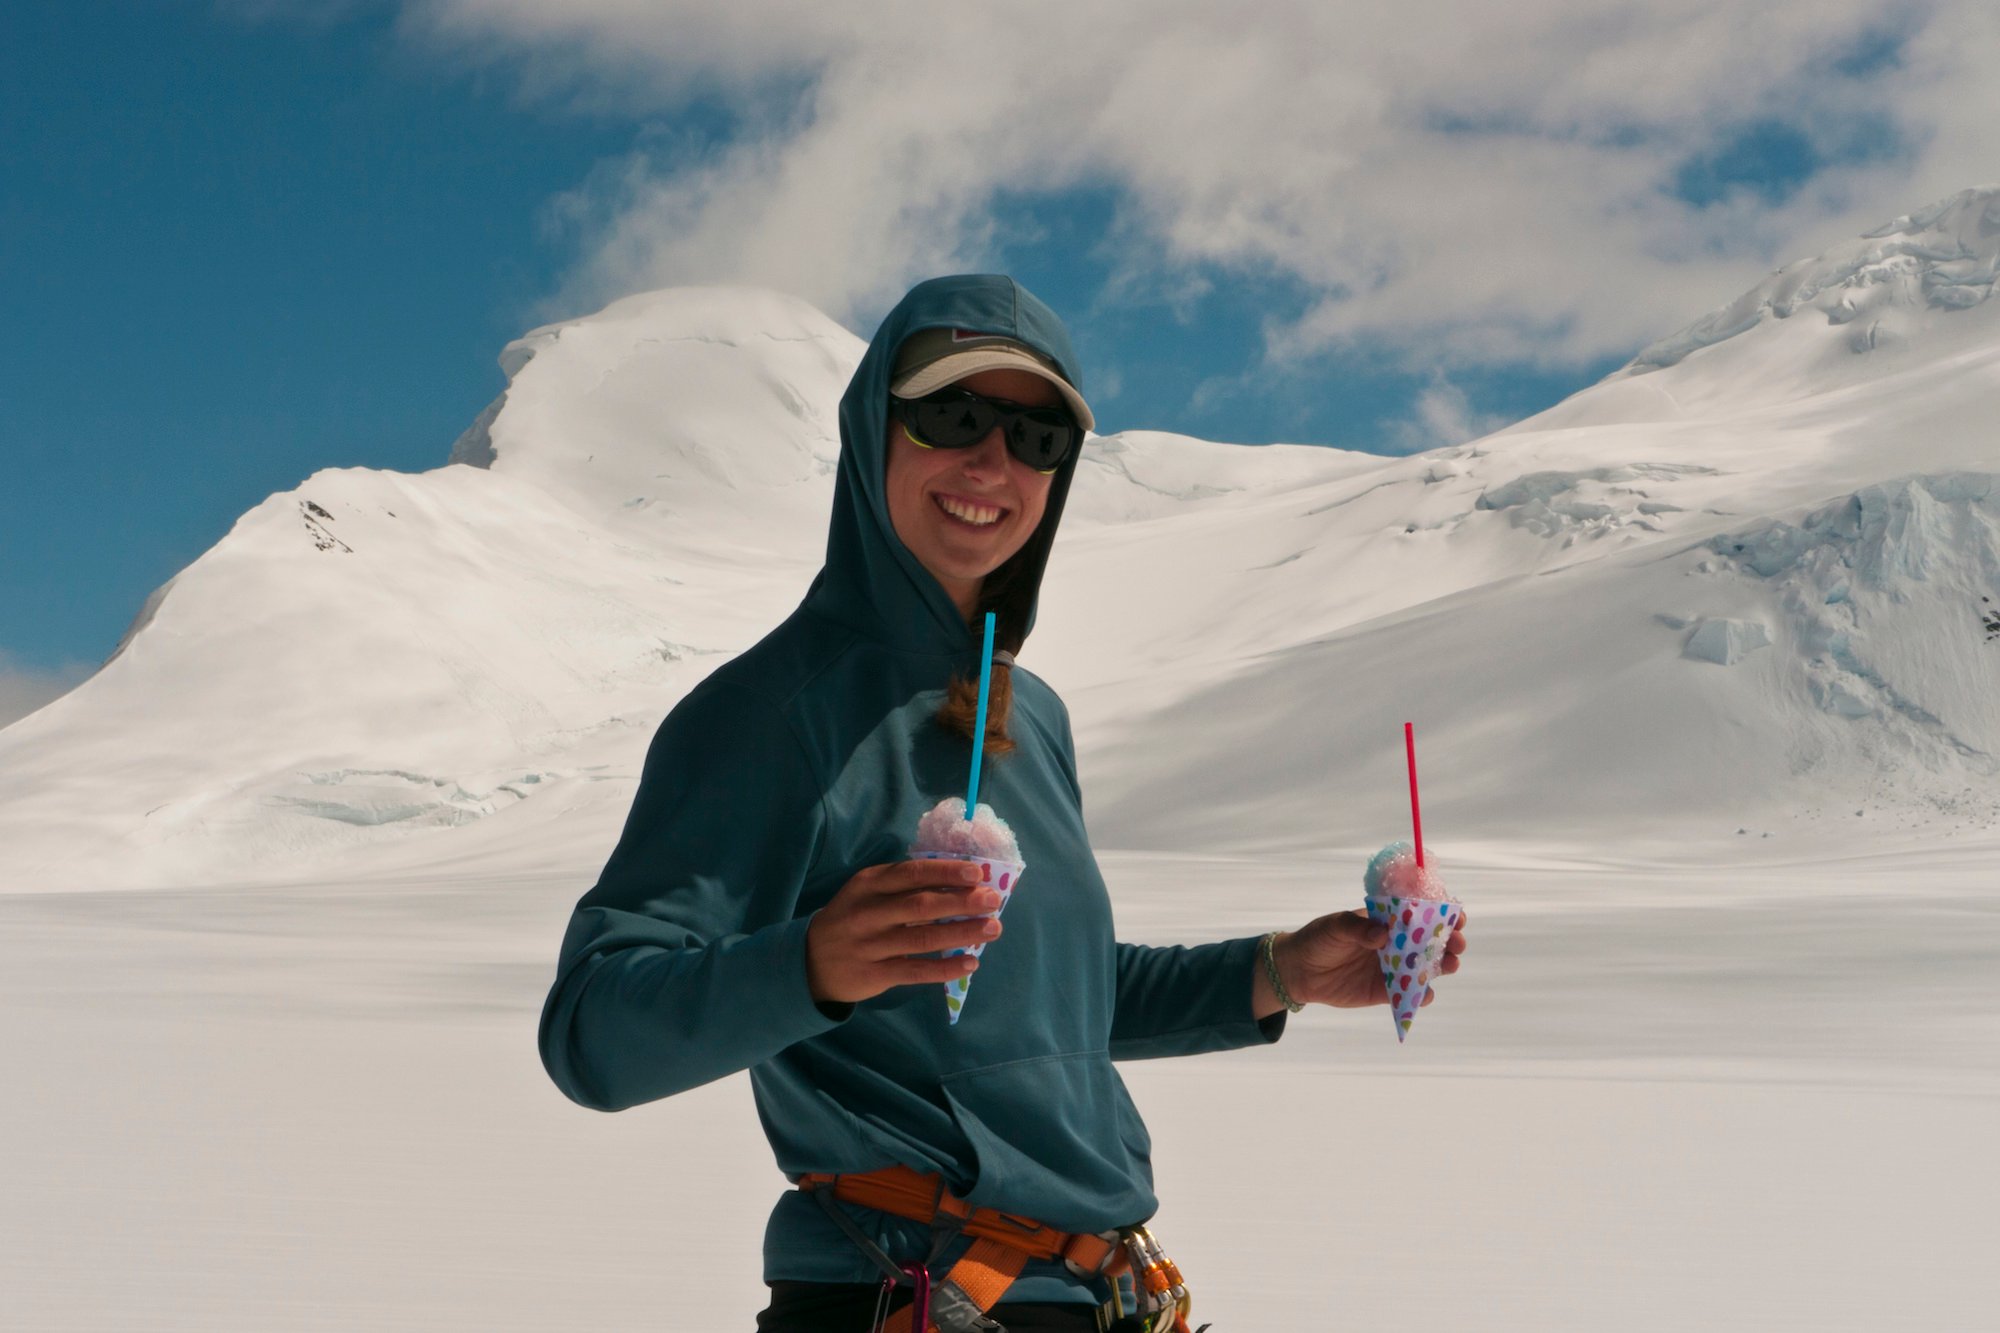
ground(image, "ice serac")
xmin=1707 ymin=475 xmax=2000 ymax=761
xmin=446 ymin=395 xmax=502 ymax=469
xmin=1614 ymin=186 xmax=2000 ymax=395
xmin=1683 ymin=618 xmax=1770 ymax=666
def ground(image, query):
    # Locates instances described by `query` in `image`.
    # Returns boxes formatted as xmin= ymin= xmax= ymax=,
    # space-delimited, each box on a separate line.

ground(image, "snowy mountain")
xmin=1063 ymin=186 xmax=2000 ymax=855
xmin=4 ymin=189 xmax=1998 ymax=891
xmin=1616 ymin=186 xmax=2000 ymax=392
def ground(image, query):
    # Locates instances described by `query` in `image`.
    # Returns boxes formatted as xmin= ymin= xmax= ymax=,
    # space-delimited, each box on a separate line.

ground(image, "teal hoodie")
xmin=538 ymin=275 xmax=1284 ymax=1302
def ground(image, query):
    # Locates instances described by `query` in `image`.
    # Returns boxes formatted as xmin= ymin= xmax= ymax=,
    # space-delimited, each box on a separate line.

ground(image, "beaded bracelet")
xmin=1260 ymin=931 xmax=1304 ymax=1014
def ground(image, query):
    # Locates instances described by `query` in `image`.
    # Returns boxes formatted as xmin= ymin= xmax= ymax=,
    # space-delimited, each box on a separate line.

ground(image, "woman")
xmin=538 ymin=274 xmax=1467 ymax=1332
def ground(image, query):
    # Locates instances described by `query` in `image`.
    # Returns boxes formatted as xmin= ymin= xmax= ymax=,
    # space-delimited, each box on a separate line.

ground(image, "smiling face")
xmin=884 ymin=367 xmax=1060 ymax=624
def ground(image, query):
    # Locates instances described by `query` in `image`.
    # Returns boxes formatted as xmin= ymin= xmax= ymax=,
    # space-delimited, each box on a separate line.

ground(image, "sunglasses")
xmin=888 ymin=386 xmax=1080 ymax=473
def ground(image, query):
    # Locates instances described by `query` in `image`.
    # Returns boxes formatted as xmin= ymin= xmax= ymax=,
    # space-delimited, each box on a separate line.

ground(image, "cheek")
xmin=883 ymin=432 xmax=934 ymax=532
xmin=1015 ymin=473 xmax=1054 ymax=532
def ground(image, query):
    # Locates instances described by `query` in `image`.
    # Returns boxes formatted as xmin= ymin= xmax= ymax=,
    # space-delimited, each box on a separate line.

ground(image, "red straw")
xmin=1404 ymin=721 xmax=1425 ymax=868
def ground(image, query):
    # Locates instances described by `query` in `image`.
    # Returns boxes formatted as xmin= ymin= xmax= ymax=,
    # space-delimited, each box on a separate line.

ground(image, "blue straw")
xmin=965 ymin=612 xmax=996 ymax=819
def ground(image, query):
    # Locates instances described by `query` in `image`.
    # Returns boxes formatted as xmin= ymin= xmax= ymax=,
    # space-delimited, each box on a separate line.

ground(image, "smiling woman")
xmin=883 ymin=368 xmax=1062 ymax=625
xmin=871 ymin=320 xmax=1094 ymax=765
xmin=884 ymin=353 xmax=1076 ymax=764
xmin=535 ymin=273 xmax=1467 ymax=1333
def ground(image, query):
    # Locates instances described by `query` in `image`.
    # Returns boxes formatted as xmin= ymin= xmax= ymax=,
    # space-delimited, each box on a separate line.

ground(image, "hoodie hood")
xmin=803 ymin=274 xmax=1086 ymax=659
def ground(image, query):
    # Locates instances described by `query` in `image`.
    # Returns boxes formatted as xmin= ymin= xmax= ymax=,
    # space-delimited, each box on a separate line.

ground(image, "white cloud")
xmin=0 ymin=653 xmax=90 ymax=732
xmin=1388 ymin=376 xmax=1514 ymax=455
xmin=402 ymin=1 xmax=2000 ymax=370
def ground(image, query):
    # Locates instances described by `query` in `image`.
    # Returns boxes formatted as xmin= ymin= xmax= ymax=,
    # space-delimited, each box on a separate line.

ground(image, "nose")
xmin=957 ymin=427 xmax=1011 ymax=478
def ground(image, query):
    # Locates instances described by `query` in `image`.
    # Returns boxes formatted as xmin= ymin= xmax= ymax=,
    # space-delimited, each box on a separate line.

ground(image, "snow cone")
xmin=911 ymin=797 xmax=1023 ymax=1025
xmin=1364 ymin=841 xmax=1461 ymax=1042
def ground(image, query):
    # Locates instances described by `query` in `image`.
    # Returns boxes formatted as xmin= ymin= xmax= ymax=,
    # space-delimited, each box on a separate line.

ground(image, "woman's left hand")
xmin=1255 ymin=908 xmax=1469 ymax=1017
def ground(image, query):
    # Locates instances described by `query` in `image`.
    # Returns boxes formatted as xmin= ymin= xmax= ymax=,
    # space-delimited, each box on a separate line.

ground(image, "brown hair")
xmin=933 ymin=547 xmax=1031 ymax=757
xmin=936 ymin=664 xmax=1017 ymax=758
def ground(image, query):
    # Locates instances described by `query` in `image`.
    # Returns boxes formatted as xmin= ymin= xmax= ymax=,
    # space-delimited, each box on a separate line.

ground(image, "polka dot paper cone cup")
xmin=914 ymin=853 xmax=1023 ymax=1026
xmin=1364 ymin=895 xmax=1461 ymax=1042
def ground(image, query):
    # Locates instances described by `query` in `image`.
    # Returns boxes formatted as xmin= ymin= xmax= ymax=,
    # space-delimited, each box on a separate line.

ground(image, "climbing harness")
xmin=798 ymin=1165 xmax=1206 ymax=1333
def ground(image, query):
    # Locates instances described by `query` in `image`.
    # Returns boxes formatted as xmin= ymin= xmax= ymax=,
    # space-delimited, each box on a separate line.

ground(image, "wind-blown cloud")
xmin=1389 ymin=376 xmax=1513 ymax=455
xmin=0 ymin=652 xmax=90 ymax=731
xmin=401 ymin=1 xmax=1998 ymax=372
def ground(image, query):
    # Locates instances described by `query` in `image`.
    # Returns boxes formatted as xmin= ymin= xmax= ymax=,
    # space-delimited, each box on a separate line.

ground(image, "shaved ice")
xmin=1363 ymin=840 xmax=1460 ymax=1042
xmin=1365 ymin=840 xmax=1447 ymax=899
xmin=911 ymin=797 xmax=1024 ymax=1026
xmin=911 ymin=797 xmax=1021 ymax=862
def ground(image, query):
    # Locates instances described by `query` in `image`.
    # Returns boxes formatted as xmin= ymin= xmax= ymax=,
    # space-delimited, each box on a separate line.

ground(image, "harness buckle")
xmin=1061 ymin=1228 xmax=1128 ymax=1281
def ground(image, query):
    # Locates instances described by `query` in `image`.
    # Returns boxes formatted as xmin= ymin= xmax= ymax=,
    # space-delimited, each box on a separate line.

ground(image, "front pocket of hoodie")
xmin=938 ymin=1049 xmax=1156 ymax=1234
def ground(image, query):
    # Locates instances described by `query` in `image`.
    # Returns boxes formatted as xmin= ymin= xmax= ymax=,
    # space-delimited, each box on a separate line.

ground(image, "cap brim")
xmin=892 ymin=348 xmax=1095 ymax=434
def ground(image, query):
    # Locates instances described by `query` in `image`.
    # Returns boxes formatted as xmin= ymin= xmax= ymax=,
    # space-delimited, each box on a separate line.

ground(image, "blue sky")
xmin=2 ymin=1 xmax=1985 ymax=710
xmin=2 ymin=4 xmax=626 ymax=683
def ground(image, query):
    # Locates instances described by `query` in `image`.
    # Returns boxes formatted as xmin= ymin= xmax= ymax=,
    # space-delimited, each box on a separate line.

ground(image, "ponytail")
xmin=935 ymin=657 xmax=1017 ymax=757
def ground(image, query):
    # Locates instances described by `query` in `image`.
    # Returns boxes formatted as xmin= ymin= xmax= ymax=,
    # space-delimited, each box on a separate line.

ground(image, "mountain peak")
xmin=1617 ymin=184 xmax=2000 ymax=381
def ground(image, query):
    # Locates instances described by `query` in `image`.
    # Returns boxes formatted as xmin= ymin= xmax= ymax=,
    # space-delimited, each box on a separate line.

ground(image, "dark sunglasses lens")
xmin=908 ymin=395 xmax=997 ymax=448
xmin=1007 ymin=413 xmax=1075 ymax=470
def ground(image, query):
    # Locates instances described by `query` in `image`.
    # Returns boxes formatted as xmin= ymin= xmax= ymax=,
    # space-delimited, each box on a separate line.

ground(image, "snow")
xmin=1684 ymin=617 xmax=1770 ymax=665
xmin=1618 ymin=185 xmax=2000 ymax=385
xmin=2 ymin=854 xmax=1992 ymax=1329
xmin=3 ymin=191 xmax=1998 ymax=1328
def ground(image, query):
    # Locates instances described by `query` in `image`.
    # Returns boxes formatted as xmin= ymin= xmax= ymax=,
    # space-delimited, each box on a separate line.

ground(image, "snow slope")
xmin=3 ymin=190 xmax=1999 ymax=890
xmin=0 ymin=289 xmax=858 ymax=889
xmin=1615 ymin=186 xmax=2000 ymax=395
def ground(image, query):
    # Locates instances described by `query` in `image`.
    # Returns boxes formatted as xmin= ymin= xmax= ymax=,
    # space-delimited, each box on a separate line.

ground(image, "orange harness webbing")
xmin=796 ymin=1166 xmax=1126 ymax=1333
xmin=879 ymin=1236 xmax=1021 ymax=1333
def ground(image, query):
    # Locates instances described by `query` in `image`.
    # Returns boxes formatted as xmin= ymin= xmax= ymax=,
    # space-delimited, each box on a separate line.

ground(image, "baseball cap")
xmin=890 ymin=327 xmax=1095 ymax=432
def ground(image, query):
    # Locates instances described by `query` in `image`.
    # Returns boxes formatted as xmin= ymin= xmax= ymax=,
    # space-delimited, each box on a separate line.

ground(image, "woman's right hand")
xmin=805 ymin=860 xmax=1005 ymax=1005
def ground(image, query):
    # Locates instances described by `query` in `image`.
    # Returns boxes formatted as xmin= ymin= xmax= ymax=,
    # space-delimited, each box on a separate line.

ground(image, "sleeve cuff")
xmin=758 ymin=911 xmax=852 ymax=1038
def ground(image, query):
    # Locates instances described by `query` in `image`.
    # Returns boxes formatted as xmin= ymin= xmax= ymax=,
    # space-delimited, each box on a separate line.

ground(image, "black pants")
xmin=756 ymin=1280 xmax=1105 ymax=1332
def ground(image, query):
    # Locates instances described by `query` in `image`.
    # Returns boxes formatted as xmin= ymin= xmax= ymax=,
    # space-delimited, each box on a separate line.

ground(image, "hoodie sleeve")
xmin=537 ymin=678 xmax=846 ymax=1111
xmin=1108 ymin=936 xmax=1286 ymax=1060
xmin=1035 ymin=687 xmax=1285 ymax=1059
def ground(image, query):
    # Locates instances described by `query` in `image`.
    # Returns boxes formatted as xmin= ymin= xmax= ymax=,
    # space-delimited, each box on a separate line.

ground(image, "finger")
xmin=890 ymin=886 xmax=1004 ymax=924
xmin=888 ymin=916 xmax=1002 ymax=957
xmin=843 ymin=860 xmax=981 ymax=900
xmin=882 ymin=859 xmax=985 ymax=891
xmin=879 ymin=953 xmax=981 ymax=986
xmin=858 ymin=893 xmax=996 ymax=942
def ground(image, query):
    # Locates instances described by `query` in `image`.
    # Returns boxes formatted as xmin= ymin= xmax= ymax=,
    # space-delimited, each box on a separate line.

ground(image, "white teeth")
xmin=936 ymin=495 xmax=1002 ymax=526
